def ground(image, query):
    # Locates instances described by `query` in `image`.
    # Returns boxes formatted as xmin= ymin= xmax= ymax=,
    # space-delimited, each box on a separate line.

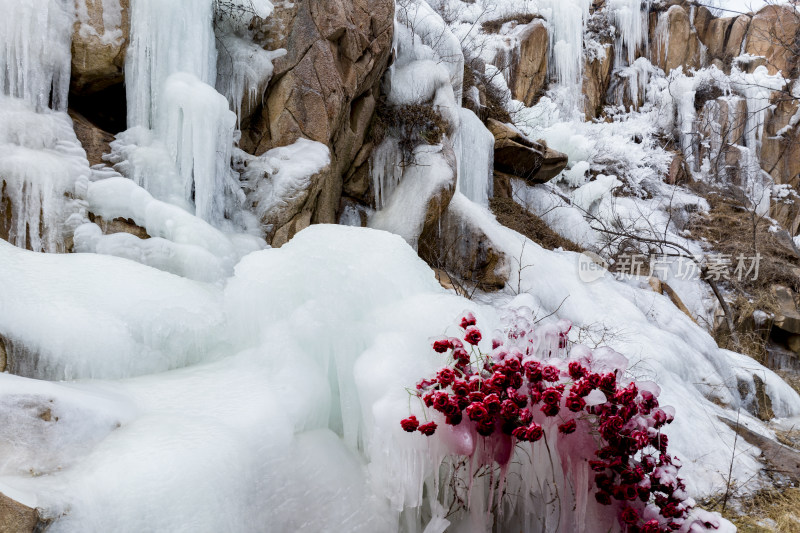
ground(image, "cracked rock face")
xmin=242 ymin=0 xmax=395 ymax=226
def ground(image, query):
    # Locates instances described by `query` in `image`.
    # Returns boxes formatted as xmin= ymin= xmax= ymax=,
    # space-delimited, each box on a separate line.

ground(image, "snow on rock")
xmin=0 ymin=97 xmax=90 ymax=252
xmin=238 ymin=138 xmax=331 ymax=235
xmin=77 ymin=175 xmax=264 ymax=280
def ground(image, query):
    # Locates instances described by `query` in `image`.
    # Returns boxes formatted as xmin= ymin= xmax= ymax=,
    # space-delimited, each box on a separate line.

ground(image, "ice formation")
xmin=0 ymin=1 xmax=88 ymax=252
xmin=538 ymin=0 xmax=592 ymax=93
xmin=455 ymin=108 xmax=494 ymax=206
xmin=125 ymin=0 xmax=217 ymax=130
xmin=159 ymin=73 xmax=237 ymax=225
xmin=0 ymin=0 xmax=73 ymax=112
xmin=215 ymin=34 xmax=285 ymax=123
xmin=608 ymin=0 xmax=650 ymax=65
xmin=0 ymin=0 xmax=798 ymax=531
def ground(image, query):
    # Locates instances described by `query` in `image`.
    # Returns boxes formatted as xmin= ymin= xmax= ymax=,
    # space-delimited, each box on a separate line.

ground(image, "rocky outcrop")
xmin=509 ymin=20 xmax=549 ymax=107
xmin=71 ymin=0 xmax=130 ymax=94
xmin=583 ymin=44 xmax=614 ymax=119
xmin=88 ymin=214 xmax=149 ymax=241
xmin=0 ymin=492 xmax=43 ymax=533
xmin=761 ymin=93 xmax=800 ymax=233
xmin=667 ymin=154 xmax=689 ymax=185
xmin=696 ymin=96 xmax=749 ymax=183
xmin=744 ymin=5 xmax=800 ymax=77
xmin=69 ymin=110 xmax=114 ymax=166
xmin=651 ymin=5 xmax=700 ymax=74
xmin=419 ymin=195 xmax=509 ymax=291
xmin=242 ymin=0 xmax=395 ymax=226
xmin=773 ymin=285 xmax=800 ymax=335
xmin=487 ymin=119 xmax=567 ymax=184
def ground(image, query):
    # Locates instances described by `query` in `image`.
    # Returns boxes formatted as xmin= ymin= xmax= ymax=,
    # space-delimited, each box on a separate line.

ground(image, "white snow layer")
xmin=1 ymin=224 xmax=792 ymax=532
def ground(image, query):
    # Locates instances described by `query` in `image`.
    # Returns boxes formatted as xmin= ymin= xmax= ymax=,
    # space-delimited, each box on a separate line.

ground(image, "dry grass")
xmin=707 ymin=488 xmax=800 ymax=532
xmin=685 ymin=193 xmax=800 ymax=358
xmin=490 ymin=197 xmax=582 ymax=252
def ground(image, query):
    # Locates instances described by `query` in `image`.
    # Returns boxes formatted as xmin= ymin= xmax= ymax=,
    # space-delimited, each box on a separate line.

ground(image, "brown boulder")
xmin=761 ymin=91 xmax=800 ymax=233
xmin=88 ymin=214 xmax=149 ymax=240
xmin=71 ymin=0 xmax=130 ymax=94
xmin=272 ymin=209 xmax=313 ymax=248
xmin=774 ymin=285 xmax=800 ymax=335
xmin=243 ymin=0 xmax=395 ymax=227
xmin=537 ymin=142 xmax=569 ymax=182
xmin=583 ymin=44 xmax=614 ymax=119
xmin=488 ymin=119 xmax=543 ymax=181
xmin=761 ymin=92 xmax=800 ymax=186
xmin=487 ymin=119 xmax=567 ymax=184
xmin=699 ymin=17 xmax=735 ymax=63
xmin=419 ymin=195 xmax=509 ymax=291
xmin=652 ymin=6 xmax=701 ymax=74
xmin=726 ymin=16 xmax=751 ymax=60
xmin=510 ymin=20 xmax=548 ymax=107
xmin=745 ymin=5 xmax=800 ymax=76
xmin=0 ymin=491 xmax=43 ymax=533
xmin=667 ymin=154 xmax=689 ymax=185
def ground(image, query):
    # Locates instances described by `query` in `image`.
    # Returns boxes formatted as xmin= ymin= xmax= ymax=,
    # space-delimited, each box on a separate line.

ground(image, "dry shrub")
xmin=686 ymin=194 xmax=800 ymax=358
xmin=462 ymin=59 xmax=512 ymax=123
xmin=371 ymin=100 xmax=447 ymax=164
xmin=490 ymin=197 xmax=582 ymax=252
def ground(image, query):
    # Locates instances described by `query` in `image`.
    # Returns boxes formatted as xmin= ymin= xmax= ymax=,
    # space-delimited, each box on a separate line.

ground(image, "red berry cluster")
xmin=400 ymin=312 xmax=703 ymax=533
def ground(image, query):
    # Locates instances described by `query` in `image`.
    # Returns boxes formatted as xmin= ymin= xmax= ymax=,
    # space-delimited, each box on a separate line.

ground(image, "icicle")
xmin=158 ymin=73 xmax=237 ymax=225
xmin=0 ymin=98 xmax=90 ymax=252
xmin=538 ymin=0 xmax=592 ymax=91
xmin=126 ymin=0 xmax=217 ymax=129
xmin=608 ymin=0 xmax=648 ymax=66
xmin=215 ymin=34 xmax=285 ymax=124
xmin=455 ymin=108 xmax=494 ymax=206
xmin=371 ymin=138 xmax=404 ymax=210
xmin=0 ymin=0 xmax=73 ymax=111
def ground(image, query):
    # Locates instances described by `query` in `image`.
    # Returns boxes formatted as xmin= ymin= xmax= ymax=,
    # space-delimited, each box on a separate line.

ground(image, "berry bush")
xmin=401 ymin=311 xmax=726 ymax=533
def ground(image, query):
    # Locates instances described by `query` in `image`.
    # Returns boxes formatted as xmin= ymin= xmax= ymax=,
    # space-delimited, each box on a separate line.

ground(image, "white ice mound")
xmin=0 ymin=238 xmax=226 ymax=380
xmin=0 ymin=225 xmax=473 ymax=532
xmin=1 ymin=224 xmax=798 ymax=531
